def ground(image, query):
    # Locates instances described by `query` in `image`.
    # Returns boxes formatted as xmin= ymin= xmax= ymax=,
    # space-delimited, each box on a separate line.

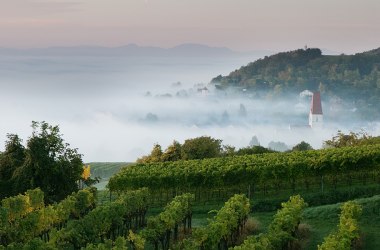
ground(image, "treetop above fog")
xmin=211 ymin=47 xmax=380 ymax=119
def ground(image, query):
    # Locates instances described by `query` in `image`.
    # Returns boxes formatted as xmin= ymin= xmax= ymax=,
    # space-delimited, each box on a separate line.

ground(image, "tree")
xmin=222 ymin=145 xmax=236 ymax=157
xmin=181 ymin=136 xmax=222 ymax=160
xmin=161 ymin=141 xmax=182 ymax=162
xmin=0 ymin=134 xmax=26 ymax=197
xmin=0 ymin=134 xmax=26 ymax=179
xmin=149 ymin=144 xmax=163 ymax=162
xmin=10 ymin=121 xmax=84 ymax=203
xmin=292 ymin=141 xmax=313 ymax=151
xmin=323 ymin=130 xmax=375 ymax=148
xmin=236 ymin=145 xmax=274 ymax=155
xmin=137 ymin=143 xmax=163 ymax=163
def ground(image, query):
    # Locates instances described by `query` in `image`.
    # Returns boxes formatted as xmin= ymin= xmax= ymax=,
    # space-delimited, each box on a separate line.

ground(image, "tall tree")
xmin=161 ymin=140 xmax=182 ymax=162
xmin=10 ymin=121 xmax=83 ymax=203
xmin=181 ymin=136 xmax=222 ymax=160
xmin=323 ymin=131 xmax=371 ymax=148
xmin=292 ymin=141 xmax=313 ymax=151
xmin=0 ymin=134 xmax=26 ymax=197
xmin=137 ymin=144 xmax=163 ymax=163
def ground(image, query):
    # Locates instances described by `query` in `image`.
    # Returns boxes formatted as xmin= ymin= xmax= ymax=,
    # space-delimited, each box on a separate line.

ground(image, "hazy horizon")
xmin=1 ymin=0 xmax=379 ymax=54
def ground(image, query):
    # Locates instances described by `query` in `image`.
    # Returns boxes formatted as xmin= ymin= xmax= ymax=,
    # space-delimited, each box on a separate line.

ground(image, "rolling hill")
xmin=211 ymin=48 xmax=380 ymax=120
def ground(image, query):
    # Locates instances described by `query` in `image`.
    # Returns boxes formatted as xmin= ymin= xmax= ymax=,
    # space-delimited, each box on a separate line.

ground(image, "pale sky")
xmin=0 ymin=0 xmax=379 ymax=53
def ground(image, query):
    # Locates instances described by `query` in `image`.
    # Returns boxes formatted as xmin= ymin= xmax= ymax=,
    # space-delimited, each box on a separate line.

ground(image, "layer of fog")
xmin=0 ymin=53 xmax=379 ymax=162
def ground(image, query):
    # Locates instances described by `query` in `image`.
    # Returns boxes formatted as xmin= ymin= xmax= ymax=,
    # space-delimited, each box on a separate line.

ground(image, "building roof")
xmin=310 ymin=91 xmax=323 ymax=115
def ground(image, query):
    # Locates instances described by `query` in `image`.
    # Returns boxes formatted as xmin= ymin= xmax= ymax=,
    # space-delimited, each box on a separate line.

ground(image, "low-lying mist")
xmin=1 ymin=53 xmax=379 ymax=162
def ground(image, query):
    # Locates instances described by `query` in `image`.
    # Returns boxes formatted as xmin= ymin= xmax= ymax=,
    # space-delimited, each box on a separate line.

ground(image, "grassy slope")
xmin=303 ymin=195 xmax=380 ymax=250
xmin=87 ymin=162 xmax=131 ymax=190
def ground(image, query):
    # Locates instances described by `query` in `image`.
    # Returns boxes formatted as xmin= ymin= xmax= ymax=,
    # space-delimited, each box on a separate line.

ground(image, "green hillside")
xmin=87 ymin=162 xmax=131 ymax=180
xmin=211 ymin=48 xmax=380 ymax=120
xmin=86 ymin=162 xmax=131 ymax=190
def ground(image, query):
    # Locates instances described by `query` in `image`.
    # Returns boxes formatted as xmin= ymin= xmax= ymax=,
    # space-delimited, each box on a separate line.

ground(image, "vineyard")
xmin=3 ymin=187 xmax=373 ymax=249
xmin=108 ymin=144 xmax=380 ymax=208
xmin=0 ymin=186 xmax=379 ymax=249
xmin=0 ymin=144 xmax=380 ymax=249
xmin=0 ymin=187 xmax=96 ymax=247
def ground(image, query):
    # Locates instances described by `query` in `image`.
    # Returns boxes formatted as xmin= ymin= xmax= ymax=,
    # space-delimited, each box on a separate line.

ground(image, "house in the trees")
xmin=197 ymin=87 xmax=209 ymax=96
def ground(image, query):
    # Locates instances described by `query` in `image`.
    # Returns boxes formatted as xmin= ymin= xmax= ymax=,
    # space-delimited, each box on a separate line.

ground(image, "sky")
xmin=0 ymin=0 xmax=379 ymax=53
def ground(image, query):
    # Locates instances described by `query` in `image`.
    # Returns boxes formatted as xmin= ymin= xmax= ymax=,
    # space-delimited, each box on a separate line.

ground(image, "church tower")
xmin=309 ymin=91 xmax=323 ymax=128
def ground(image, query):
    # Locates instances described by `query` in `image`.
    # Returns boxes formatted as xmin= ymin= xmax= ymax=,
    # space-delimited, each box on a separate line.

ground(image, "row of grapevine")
xmin=186 ymin=194 xmax=250 ymax=250
xmin=52 ymin=188 xmax=149 ymax=249
xmin=233 ymin=195 xmax=307 ymax=250
xmin=1 ymin=188 xmax=44 ymax=223
xmin=140 ymin=193 xmax=194 ymax=250
xmin=108 ymin=145 xmax=380 ymax=193
xmin=0 ymin=188 xmax=96 ymax=246
xmin=83 ymin=232 xmax=145 ymax=250
xmin=318 ymin=201 xmax=362 ymax=249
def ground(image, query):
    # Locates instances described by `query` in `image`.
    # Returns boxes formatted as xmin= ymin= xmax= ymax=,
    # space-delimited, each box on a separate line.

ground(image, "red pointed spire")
xmin=311 ymin=91 xmax=323 ymax=115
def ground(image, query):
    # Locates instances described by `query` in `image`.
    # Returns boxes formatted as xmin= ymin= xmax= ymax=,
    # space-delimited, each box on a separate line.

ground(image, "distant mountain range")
xmin=0 ymin=43 xmax=273 ymax=58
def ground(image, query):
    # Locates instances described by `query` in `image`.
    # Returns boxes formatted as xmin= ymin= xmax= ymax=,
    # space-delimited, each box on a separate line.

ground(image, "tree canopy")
xmin=292 ymin=141 xmax=313 ymax=151
xmin=181 ymin=136 xmax=222 ymax=160
xmin=0 ymin=121 xmax=84 ymax=203
xmin=323 ymin=131 xmax=380 ymax=148
xmin=137 ymin=137 xmax=223 ymax=163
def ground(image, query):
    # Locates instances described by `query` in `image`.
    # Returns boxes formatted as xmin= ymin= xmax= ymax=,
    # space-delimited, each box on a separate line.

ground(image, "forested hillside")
xmin=211 ymin=48 xmax=380 ymax=120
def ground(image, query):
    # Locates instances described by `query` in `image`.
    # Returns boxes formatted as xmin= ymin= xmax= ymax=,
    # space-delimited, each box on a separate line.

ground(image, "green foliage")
xmin=232 ymin=235 xmax=271 ymax=250
xmin=221 ymin=145 xmax=236 ymax=157
xmin=0 ymin=134 xmax=26 ymax=198
xmin=181 ymin=136 xmax=222 ymax=160
xmin=267 ymin=195 xmax=307 ymax=249
xmin=140 ymin=193 xmax=194 ymax=249
xmin=236 ymin=146 xmax=275 ymax=156
xmin=53 ymin=188 xmax=149 ymax=249
xmin=3 ymin=238 xmax=56 ymax=250
xmin=161 ymin=141 xmax=182 ymax=162
xmin=25 ymin=189 xmax=45 ymax=211
xmin=84 ymin=236 xmax=129 ymax=250
xmin=0 ymin=122 xmax=84 ymax=203
xmin=191 ymin=194 xmax=250 ymax=249
xmin=137 ymin=137 xmax=223 ymax=163
xmin=324 ymin=130 xmax=380 ymax=148
xmin=127 ymin=230 xmax=145 ymax=250
xmin=136 ymin=137 xmax=277 ymax=164
xmin=108 ymin=144 xmax=380 ymax=192
xmin=292 ymin=141 xmax=313 ymax=151
xmin=0 ymin=188 xmax=96 ymax=246
xmin=234 ymin=195 xmax=307 ymax=250
xmin=137 ymin=144 xmax=163 ymax=163
xmin=1 ymin=188 xmax=44 ymax=223
xmin=318 ymin=201 xmax=362 ymax=250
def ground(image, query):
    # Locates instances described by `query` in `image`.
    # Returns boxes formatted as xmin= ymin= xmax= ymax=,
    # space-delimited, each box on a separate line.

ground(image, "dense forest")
xmin=211 ymin=48 xmax=380 ymax=120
